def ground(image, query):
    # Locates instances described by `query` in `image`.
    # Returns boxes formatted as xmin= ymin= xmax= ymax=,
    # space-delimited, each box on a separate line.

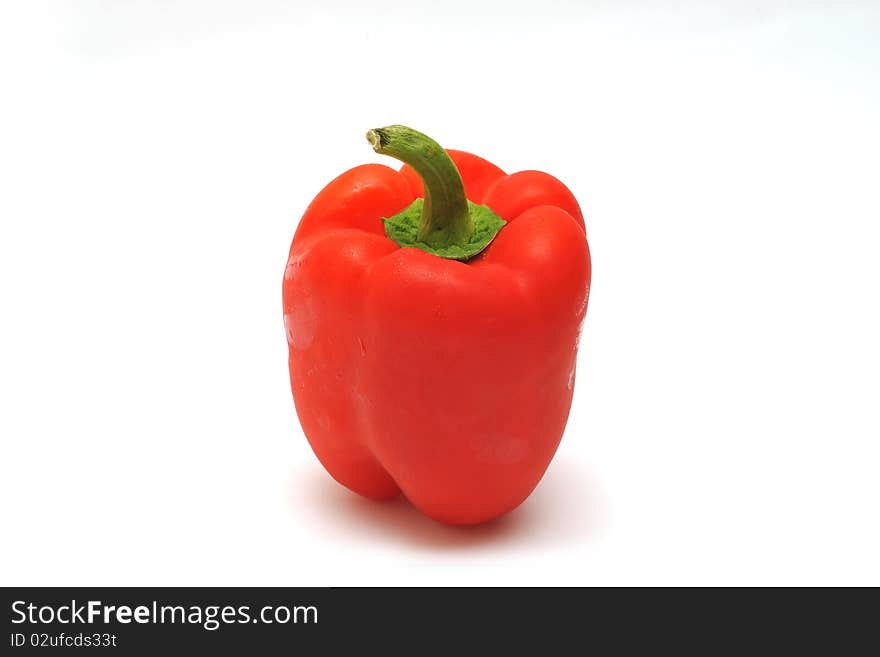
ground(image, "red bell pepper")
xmin=283 ymin=126 xmax=591 ymax=525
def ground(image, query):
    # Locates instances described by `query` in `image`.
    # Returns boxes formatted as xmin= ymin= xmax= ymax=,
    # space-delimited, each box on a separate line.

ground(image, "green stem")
xmin=366 ymin=125 xmax=474 ymax=249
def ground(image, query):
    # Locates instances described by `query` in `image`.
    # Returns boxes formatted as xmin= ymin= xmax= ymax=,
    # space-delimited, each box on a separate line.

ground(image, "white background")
xmin=1 ymin=1 xmax=879 ymax=586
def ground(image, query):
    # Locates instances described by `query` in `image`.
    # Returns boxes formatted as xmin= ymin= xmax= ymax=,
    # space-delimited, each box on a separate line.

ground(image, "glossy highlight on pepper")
xmin=283 ymin=125 xmax=591 ymax=525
